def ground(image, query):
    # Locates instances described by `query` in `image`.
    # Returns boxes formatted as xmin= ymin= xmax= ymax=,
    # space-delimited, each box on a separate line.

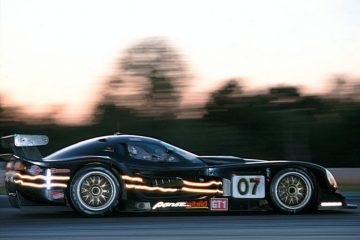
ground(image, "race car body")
xmin=0 ymin=134 xmax=356 ymax=216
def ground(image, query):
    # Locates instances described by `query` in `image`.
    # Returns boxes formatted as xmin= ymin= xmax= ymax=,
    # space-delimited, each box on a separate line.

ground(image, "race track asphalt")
xmin=0 ymin=195 xmax=359 ymax=240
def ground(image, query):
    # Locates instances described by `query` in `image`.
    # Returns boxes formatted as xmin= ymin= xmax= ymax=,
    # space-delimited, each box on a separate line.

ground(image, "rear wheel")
xmin=270 ymin=168 xmax=314 ymax=213
xmin=70 ymin=166 xmax=120 ymax=216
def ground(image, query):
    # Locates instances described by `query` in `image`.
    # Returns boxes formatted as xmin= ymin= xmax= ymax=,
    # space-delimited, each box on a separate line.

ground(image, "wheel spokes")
xmin=277 ymin=174 xmax=308 ymax=206
xmin=79 ymin=174 xmax=113 ymax=208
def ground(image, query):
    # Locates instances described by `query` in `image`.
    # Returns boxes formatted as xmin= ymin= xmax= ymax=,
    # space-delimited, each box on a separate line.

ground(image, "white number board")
xmin=232 ymin=175 xmax=265 ymax=198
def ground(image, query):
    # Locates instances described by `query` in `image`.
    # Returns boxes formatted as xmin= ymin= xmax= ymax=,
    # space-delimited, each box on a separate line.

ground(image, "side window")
xmin=127 ymin=142 xmax=180 ymax=162
xmin=127 ymin=144 xmax=152 ymax=161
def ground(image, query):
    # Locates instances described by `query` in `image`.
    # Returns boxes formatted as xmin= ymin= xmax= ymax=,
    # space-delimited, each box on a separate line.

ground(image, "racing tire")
xmin=69 ymin=166 xmax=120 ymax=217
xmin=270 ymin=168 xmax=314 ymax=214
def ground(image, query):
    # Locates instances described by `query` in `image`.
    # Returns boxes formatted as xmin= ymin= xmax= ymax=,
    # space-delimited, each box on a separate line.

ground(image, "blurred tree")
xmin=102 ymin=78 xmax=124 ymax=103
xmin=0 ymin=94 xmax=20 ymax=125
xmin=334 ymin=77 xmax=346 ymax=93
xmin=205 ymin=79 xmax=273 ymax=130
xmin=269 ymin=86 xmax=300 ymax=98
xmin=0 ymin=95 xmax=4 ymax=121
xmin=205 ymin=79 xmax=242 ymax=120
xmin=93 ymin=102 xmax=136 ymax=130
xmin=119 ymin=37 xmax=188 ymax=118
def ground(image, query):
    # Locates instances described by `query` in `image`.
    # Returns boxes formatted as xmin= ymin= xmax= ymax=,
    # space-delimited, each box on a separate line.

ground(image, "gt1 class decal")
xmin=232 ymin=175 xmax=265 ymax=198
xmin=152 ymin=201 xmax=209 ymax=210
xmin=210 ymin=198 xmax=228 ymax=211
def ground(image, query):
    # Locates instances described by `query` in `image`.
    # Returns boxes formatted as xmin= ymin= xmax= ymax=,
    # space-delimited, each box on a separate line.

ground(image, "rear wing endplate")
xmin=1 ymin=134 xmax=49 ymax=160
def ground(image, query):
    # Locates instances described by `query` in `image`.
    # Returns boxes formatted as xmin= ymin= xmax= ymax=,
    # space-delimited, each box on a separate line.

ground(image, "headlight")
xmin=326 ymin=169 xmax=338 ymax=189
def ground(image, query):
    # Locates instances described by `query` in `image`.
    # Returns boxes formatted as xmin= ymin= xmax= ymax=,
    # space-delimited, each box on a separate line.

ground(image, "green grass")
xmin=338 ymin=184 xmax=360 ymax=194
xmin=0 ymin=188 xmax=5 ymax=195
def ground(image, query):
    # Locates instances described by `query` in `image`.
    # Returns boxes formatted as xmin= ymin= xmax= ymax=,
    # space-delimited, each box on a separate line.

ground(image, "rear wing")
xmin=0 ymin=134 xmax=49 ymax=161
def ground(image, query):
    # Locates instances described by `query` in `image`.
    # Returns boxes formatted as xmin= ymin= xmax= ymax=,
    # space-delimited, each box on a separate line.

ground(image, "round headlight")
xmin=326 ymin=169 xmax=338 ymax=189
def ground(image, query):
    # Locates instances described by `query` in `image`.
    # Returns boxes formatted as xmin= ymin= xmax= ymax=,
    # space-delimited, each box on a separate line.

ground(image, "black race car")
xmin=0 ymin=134 xmax=356 ymax=216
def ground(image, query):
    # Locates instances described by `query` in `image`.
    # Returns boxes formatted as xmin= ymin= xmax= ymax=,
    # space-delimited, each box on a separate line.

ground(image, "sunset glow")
xmin=1 ymin=0 xmax=359 ymax=122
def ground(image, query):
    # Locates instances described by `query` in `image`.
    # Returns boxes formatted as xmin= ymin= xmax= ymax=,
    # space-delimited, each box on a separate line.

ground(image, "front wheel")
xmin=270 ymin=168 xmax=314 ymax=214
xmin=69 ymin=166 xmax=120 ymax=216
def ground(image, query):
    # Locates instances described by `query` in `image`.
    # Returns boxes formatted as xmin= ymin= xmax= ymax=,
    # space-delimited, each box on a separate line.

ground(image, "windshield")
xmin=160 ymin=141 xmax=200 ymax=163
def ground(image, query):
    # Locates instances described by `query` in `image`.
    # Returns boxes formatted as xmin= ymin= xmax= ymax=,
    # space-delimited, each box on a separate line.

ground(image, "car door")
xmin=121 ymin=139 xmax=207 ymax=200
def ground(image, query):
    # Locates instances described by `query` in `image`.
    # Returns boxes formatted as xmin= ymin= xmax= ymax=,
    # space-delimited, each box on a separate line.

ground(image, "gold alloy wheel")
xmin=273 ymin=171 xmax=312 ymax=211
xmin=76 ymin=171 xmax=117 ymax=211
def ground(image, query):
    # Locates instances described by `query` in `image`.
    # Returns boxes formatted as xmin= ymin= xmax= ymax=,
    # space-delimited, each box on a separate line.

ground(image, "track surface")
xmin=0 ymin=195 xmax=359 ymax=240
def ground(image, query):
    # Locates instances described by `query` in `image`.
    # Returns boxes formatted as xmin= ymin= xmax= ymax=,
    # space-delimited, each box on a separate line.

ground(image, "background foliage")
xmin=1 ymin=38 xmax=359 ymax=167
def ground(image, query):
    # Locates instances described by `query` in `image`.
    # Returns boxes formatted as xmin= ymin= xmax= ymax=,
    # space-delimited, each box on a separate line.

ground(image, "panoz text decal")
xmin=152 ymin=201 xmax=209 ymax=210
xmin=152 ymin=202 xmax=187 ymax=210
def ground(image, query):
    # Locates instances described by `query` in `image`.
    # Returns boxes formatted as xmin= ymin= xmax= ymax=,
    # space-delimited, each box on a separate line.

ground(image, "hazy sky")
xmin=1 ymin=0 xmax=360 ymax=121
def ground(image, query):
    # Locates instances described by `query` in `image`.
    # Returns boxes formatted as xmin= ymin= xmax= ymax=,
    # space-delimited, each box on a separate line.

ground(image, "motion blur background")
xmin=0 ymin=0 xmax=359 ymax=168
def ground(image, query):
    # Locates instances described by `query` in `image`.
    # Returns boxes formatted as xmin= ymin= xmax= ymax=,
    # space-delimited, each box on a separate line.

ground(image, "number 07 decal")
xmin=232 ymin=176 xmax=265 ymax=198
